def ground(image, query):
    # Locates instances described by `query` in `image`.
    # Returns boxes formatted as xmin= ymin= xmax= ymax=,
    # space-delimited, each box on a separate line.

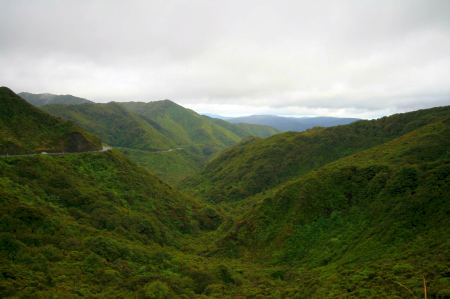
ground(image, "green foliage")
xmin=1 ymin=89 xmax=449 ymax=298
xmin=142 ymin=280 xmax=173 ymax=299
xmin=0 ymin=87 xmax=101 ymax=154
xmin=43 ymin=102 xmax=173 ymax=151
xmin=119 ymin=100 xmax=278 ymax=149
xmin=216 ymin=118 xmax=450 ymax=297
xmin=42 ymin=99 xmax=278 ymax=183
xmin=186 ymin=105 xmax=450 ymax=202
xmin=119 ymin=147 xmax=201 ymax=185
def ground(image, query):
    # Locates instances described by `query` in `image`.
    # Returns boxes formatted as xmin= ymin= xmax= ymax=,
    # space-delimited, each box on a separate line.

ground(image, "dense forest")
xmin=1 ymin=87 xmax=449 ymax=298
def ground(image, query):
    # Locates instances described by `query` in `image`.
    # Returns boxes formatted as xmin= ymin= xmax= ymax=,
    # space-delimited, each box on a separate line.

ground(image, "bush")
xmin=142 ymin=280 xmax=172 ymax=299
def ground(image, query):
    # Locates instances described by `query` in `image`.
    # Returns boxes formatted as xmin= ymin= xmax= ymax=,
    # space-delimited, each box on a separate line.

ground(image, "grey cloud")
xmin=0 ymin=0 xmax=449 ymax=118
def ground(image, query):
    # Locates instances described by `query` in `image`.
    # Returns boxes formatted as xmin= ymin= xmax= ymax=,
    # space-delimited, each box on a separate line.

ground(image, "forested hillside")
xmin=0 ymin=150 xmax=240 ymax=297
xmin=0 ymin=88 xmax=290 ymax=298
xmin=0 ymin=87 xmax=101 ymax=155
xmin=42 ymin=99 xmax=278 ymax=184
xmin=213 ymin=117 xmax=450 ymax=297
xmin=43 ymin=103 xmax=174 ymax=151
xmin=1 ymin=86 xmax=449 ymax=298
xmin=185 ymin=106 xmax=450 ymax=202
xmin=119 ymin=101 xmax=278 ymax=147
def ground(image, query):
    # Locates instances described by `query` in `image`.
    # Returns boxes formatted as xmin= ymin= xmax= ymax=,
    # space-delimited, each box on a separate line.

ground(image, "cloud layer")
xmin=1 ymin=0 xmax=449 ymax=118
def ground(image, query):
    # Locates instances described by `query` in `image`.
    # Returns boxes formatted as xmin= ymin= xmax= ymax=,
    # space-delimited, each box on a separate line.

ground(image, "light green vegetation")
xmin=42 ymin=100 xmax=278 ymax=184
xmin=118 ymin=147 xmax=201 ymax=185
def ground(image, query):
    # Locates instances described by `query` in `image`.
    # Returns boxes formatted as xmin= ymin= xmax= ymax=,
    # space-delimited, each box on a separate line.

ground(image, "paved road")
xmin=0 ymin=145 xmax=112 ymax=158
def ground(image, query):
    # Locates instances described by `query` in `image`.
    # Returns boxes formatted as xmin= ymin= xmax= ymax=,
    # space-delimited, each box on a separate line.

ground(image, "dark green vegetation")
xmin=0 ymin=89 xmax=286 ymax=297
xmin=214 ymin=118 xmax=450 ymax=297
xmin=0 ymin=87 xmax=101 ymax=155
xmin=42 ymin=99 xmax=278 ymax=183
xmin=1 ymin=87 xmax=449 ymax=298
xmin=0 ymin=151 xmax=247 ymax=297
xmin=19 ymin=92 xmax=93 ymax=106
xmin=187 ymin=106 xmax=450 ymax=202
xmin=223 ymin=114 xmax=360 ymax=131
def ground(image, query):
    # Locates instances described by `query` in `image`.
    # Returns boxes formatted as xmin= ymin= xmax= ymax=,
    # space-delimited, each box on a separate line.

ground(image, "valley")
xmin=1 ymin=87 xmax=449 ymax=298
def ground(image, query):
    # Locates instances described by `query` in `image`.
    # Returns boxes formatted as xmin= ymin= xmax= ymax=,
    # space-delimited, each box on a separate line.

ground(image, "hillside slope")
xmin=119 ymin=100 xmax=278 ymax=151
xmin=42 ymin=99 xmax=278 ymax=184
xmin=216 ymin=117 xmax=450 ymax=297
xmin=19 ymin=92 xmax=93 ymax=106
xmin=43 ymin=102 xmax=174 ymax=151
xmin=0 ymin=87 xmax=101 ymax=155
xmin=0 ymin=149 xmax=231 ymax=297
xmin=2 ymin=93 xmax=449 ymax=297
xmin=186 ymin=106 xmax=450 ymax=202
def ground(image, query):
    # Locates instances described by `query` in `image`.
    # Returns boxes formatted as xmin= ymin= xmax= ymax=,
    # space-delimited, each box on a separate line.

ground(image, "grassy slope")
xmin=215 ymin=118 xmax=450 ymax=298
xmin=119 ymin=101 xmax=278 ymax=152
xmin=186 ymin=106 xmax=450 ymax=202
xmin=43 ymin=100 xmax=278 ymax=184
xmin=118 ymin=147 xmax=202 ymax=185
xmin=43 ymin=102 xmax=174 ymax=151
xmin=0 ymin=87 xmax=101 ymax=155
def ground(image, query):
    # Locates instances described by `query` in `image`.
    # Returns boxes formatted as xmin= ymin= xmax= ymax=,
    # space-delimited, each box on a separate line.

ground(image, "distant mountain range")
xmin=19 ymin=92 xmax=93 ymax=106
xmin=209 ymin=114 xmax=360 ymax=131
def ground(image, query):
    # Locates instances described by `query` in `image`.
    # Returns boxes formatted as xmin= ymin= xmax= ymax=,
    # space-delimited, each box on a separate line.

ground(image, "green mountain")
xmin=42 ymin=99 xmax=278 ymax=184
xmin=19 ymin=92 xmax=93 ymax=106
xmin=118 ymin=100 xmax=279 ymax=151
xmin=186 ymin=106 xmax=450 ymax=202
xmin=0 ymin=87 xmax=101 ymax=155
xmin=214 ymin=116 xmax=450 ymax=297
xmin=0 ymin=149 xmax=233 ymax=298
xmin=0 ymin=88 xmax=287 ymax=298
xmin=43 ymin=102 xmax=174 ymax=151
xmin=2 ymin=86 xmax=449 ymax=298
xmin=223 ymin=114 xmax=360 ymax=131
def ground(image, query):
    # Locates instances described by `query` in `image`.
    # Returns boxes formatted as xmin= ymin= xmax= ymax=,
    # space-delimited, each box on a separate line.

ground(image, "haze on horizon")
xmin=1 ymin=0 xmax=449 ymax=119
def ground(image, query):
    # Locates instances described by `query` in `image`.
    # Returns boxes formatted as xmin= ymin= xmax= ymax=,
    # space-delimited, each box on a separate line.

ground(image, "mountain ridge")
xmin=184 ymin=105 xmax=450 ymax=202
xmin=214 ymin=114 xmax=360 ymax=131
xmin=19 ymin=92 xmax=93 ymax=106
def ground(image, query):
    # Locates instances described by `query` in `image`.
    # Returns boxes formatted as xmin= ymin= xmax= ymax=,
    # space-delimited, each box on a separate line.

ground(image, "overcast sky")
xmin=1 ymin=0 xmax=449 ymax=118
